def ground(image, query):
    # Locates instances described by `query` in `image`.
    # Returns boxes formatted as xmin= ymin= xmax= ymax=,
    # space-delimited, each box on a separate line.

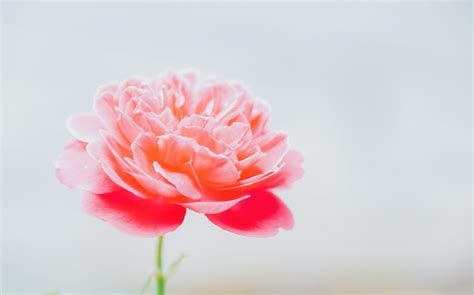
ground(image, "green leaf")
xmin=166 ymin=253 xmax=188 ymax=281
xmin=139 ymin=271 xmax=154 ymax=295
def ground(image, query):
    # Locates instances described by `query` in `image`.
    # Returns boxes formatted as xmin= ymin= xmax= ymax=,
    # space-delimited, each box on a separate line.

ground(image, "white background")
xmin=2 ymin=2 xmax=472 ymax=294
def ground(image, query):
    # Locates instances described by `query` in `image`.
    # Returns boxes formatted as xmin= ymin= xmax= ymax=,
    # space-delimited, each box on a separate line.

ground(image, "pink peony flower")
xmin=55 ymin=70 xmax=304 ymax=237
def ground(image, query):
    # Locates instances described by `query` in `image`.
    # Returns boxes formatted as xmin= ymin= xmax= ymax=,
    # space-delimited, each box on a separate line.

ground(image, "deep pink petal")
xmin=206 ymin=191 xmax=294 ymax=237
xmin=55 ymin=141 xmax=118 ymax=194
xmin=67 ymin=113 xmax=104 ymax=142
xmin=82 ymin=189 xmax=186 ymax=236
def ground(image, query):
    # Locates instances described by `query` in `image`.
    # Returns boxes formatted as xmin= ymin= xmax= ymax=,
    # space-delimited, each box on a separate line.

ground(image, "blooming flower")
xmin=55 ymin=70 xmax=304 ymax=237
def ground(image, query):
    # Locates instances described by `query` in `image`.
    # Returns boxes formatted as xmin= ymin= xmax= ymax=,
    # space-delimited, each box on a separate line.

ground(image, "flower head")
xmin=55 ymin=70 xmax=304 ymax=237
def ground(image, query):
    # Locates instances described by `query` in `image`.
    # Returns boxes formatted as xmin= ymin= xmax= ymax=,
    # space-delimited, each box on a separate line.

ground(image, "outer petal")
xmin=206 ymin=191 xmax=294 ymax=237
xmin=67 ymin=113 xmax=104 ymax=142
xmin=82 ymin=189 xmax=186 ymax=236
xmin=254 ymin=132 xmax=288 ymax=171
xmin=221 ymin=149 xmax=304 ymax=194
xmin=87 ymin=141 xmax=151 ymax=199
xmin=55 ymin=141 xmax=118 ymax=194
xmin=265 ymin=149 xmax=305 ymax=189
xmin=180 ymin=195 xmax=250 ymax=214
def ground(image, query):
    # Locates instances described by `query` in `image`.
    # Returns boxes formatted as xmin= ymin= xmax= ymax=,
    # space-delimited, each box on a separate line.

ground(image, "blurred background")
xmin=1 ymin=2 xmax=472 ymax=294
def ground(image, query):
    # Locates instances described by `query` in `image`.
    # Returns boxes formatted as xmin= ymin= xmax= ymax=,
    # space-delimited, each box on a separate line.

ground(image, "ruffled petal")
xmin=254 ymin=132 xmax=288 ymax=171
xmin=82 ymin=189 xmax=186 ymax=236
xmin=213 ymin=122 xmax=251 ymax=148
xmin=153 ymin=161 xmax=201 ymax=199
xmin=67 ymin=113 xmax=104 ymax=142
xmin=87 ymin=141 xmax=150 ymax=198
xmin=192 ymin=146 xmax=240 ymax=186
xmin=55 ymin=141 xmax=118 ymax=194
xmin=180 ymin=195 xmax=250 ymax=214
xmin=94 ymin=93 xmax=129 ymax=147
xmin=206 ymin=190 xmax=293 ymax=237
xmin=265 ymin=149 xmax=305 ymax=189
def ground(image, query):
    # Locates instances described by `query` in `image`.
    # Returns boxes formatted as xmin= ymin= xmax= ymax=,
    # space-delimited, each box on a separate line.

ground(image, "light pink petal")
xmin=192 ymin=146 xmax=240 ymax=185
xmin=254 ymin=132 xmax=288 ymax=171
xmin=116 ymin=78 xmax=147 ymax=110
xmin=82 ymin=189 xmax=186 ymax=236
xmin=94 ymin=93 xmax=129 ymax=146
xmin=177 ymin=114 xmax=217 ymax=131
xmin=213 ymin=122 xmax=251 ymax=148
xmin=126 ymin=171 xmax=181 ymax=198
xmin=216 ymin=86 xmax=252 ymax=120
xmin=67 ymin=113 xmax=104 ymax=142
xmin=87 ymin=141 xmax=150 ymax=199
xmin=221 ymin=149 xmax=304 ymax=193
xmin=265 ymin=149 xmax=305 ymax=189
xmin=195 ymin=80 xmax=233 ymax=115
xmin=131 ymin=113 xmax=152 ymax=132
xmin=206 ymin=190 xmax=294 ymax=237
xmin=55 ymin=141 xmax=118 ymax=194
xmin=180 ymin=195 xmax=250 ymax=214
xmin=158 ymin=71 xmax=196 ymax=119
xmin=157 ymin=108 xmax=177 ymax=130
xmin=221 ymin=111 xmax=249 ymax=127
xmin=249 ymin=99 xmax=270 ymax=135
xmin=153 ymin=161 xmax=201 ymax=199
xmin=117 ymin=113 xmax=142 ymax=143
xmin=179 ymin=126 xmax=230 ymax=155
xmin=144 ymin=113 xmax=169 ymax=136
xmin=156 ymin=134 xmax=195 ymax=168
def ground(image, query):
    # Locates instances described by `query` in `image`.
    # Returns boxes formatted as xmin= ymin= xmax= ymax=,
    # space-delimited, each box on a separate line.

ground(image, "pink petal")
xmin=55 ymin=141 xmax=118 ymax=194
xmin=223 ymin=149 xmax=304 ymax=193
xmin=195 ymin=80 xmax=233 ymax=115
xmin=156 ymin=134 xmax=196 ymax=168
xmin=82 ymin=189 xmax=186 ymax=236
xmin=157 ymin=108 xmax=177 ymax=130
xmin=144 ymin=113 xmax=169 ymax=136
xmin=153 ymin=161 xmax=201 ymax=199
xmin=192 ymin=146 xmax=240 ymax=185
xmin=213 ymin=122 xmax=251 ymax=147
xmin=117 ymin=113 xmax=142 ymax=144
xmin=67 ymin=113 xmax=104 ymax=142
xmin=249 ymin=99 xmax=270 ymax=135
xmin=206 ymin=190 xmax=294 ymax=237
xmin=180 ymin=195 xmax=250 ymax=214
xmin=265 ymin=149 xmax=305 ymax=189
xmin=178 ymin=126 xmax=230 ymax=155
xmin=94 ymin=93 xmax=129 ymax=147
xmin=126 ymin=171 xmax=181 ymax=198
xmin=254 ymin=132 xmax=288 ymax=171
xmin=87 ymin=141 xmax=151 ymax=199
xmin=177 ymin=114 xmax=217 ymax=131
xmin=236 ymin=145 xmax=265 ymax=171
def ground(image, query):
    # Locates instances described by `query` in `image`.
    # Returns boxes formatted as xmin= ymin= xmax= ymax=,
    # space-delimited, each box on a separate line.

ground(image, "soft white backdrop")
xmin=2 ymin=2 xmax=472 ymax=294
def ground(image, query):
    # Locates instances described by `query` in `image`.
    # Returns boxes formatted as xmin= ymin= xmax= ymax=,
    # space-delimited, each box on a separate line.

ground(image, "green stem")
xmin=156 ymin=236 xmax=165 ymax=295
